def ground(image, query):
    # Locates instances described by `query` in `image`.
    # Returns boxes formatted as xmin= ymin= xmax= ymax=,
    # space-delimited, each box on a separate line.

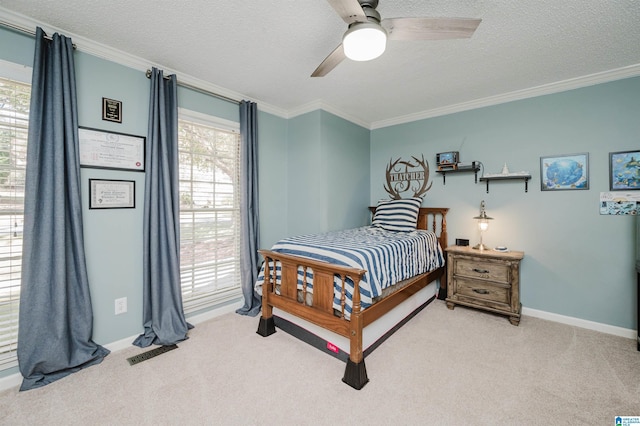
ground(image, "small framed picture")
xmin=102 ymin=97 xmax=122 ymax=123
xmin=89 ymin=179 xmax=135 ymax=209
xmin=540 ymin=153 xmax=589 ymax=191
xmin=609 ymin=150 xmax=640 ymax=191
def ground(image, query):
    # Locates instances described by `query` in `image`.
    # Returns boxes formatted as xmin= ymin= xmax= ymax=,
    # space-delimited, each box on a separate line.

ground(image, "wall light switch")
xmin=115 ymin=297 xmax=127 ymax=315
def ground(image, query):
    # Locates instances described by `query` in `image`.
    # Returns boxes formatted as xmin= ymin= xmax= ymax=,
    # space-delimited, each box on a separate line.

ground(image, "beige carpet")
xmin=1 ymin=300 xmax=639 ymax=425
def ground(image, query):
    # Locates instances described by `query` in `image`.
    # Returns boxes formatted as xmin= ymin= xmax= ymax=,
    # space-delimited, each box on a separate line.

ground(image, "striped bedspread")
xmin=255 ymin=226 xmax=444 ymax=318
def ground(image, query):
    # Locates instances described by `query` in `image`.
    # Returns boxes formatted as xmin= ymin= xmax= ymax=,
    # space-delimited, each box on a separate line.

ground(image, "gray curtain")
xmin=17 ymin=27 xmax=109 ymax=391
xmin=133 ymin=67 xmax=191 ymax=347
xmin=236 ymin=100 xmax=261 ymax=316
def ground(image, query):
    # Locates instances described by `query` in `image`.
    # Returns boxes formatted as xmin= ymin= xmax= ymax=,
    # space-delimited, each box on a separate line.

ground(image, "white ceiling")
xmin=1 ymin=0 xmax=640 ymax=128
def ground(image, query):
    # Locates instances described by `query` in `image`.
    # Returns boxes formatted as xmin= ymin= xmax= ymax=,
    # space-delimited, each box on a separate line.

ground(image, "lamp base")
xmin=473 ymin=243 xmax=490 ymax=250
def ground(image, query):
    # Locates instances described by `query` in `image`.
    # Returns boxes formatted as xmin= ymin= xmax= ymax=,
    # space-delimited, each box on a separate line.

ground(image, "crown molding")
xmin=371 ymin=64 xmax=640 ymax=130
xmin=288 ymin=100 xmax=370 ymax=129
xmin=0 ymin=7 xmax=288 ymax=119
xmin=3 ymin=7 xmax=639 ymax=130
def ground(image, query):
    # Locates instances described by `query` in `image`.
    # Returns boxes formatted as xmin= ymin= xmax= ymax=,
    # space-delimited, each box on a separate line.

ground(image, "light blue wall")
xmin=284 ymin=110 xmax=370 ymax=237
xmin=287 ymin=111 xmax=324 ymax=235
xmin=371 ymin=77 xmax=640 ymax=329
xmin=321 ymin=111 xmax=371 ymax=230
xmin=0 ymin=25 xmax=367 ymax=379
xmin=257 ymin=111 xmax=289 ymax=248
xmin=75 ymin=52 xmax=149 ymax=346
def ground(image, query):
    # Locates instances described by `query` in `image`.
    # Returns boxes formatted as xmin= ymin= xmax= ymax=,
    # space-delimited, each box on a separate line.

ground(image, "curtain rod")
xmin=0 ymin=20 xmax=77 ymax=49
xmin=145 ymin=69 xmax=240 ymax=105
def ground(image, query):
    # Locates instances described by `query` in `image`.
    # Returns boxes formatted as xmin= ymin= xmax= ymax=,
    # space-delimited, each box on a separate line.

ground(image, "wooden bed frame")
xmin=256 ymin=207 xmax=449 ymax=389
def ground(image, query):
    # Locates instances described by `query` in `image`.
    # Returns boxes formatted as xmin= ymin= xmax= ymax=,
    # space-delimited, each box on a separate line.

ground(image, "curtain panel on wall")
xmin=236 ymin=100 xmax=261 ymax=316
xmin=17 ymin=27 xmax=109 ymax=391
xmin=133 ymin=67 xmax=191 ymax=347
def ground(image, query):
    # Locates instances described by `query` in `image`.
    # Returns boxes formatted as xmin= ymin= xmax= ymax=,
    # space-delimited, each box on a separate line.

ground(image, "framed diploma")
xmin=89 ymin=179 xmax=135 ymax=209
xmin=79 ymin=127 xmax=145 ymax=172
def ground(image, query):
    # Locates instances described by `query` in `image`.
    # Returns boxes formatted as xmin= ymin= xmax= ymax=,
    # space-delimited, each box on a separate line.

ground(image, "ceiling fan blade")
xmin=326 ymin=0 xmax=368 ymax=24
xmin=311 ymin=44 xmax=346 ymax=77
xmin=382 ymin=17 xmax=482 ymax=41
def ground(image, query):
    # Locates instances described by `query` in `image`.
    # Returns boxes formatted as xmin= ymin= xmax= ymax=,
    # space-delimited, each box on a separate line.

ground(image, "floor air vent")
xmin=127 ymin=344 xmax=178 ymax=366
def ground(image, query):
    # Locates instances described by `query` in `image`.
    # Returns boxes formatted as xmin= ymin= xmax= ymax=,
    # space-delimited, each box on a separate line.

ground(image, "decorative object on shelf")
xmin=383 ymin=154 xmax=432 ymax=199
xmin=473 ymin=200 xmax=492 ymax=250
xmin=540 ymin=152 xmax=589 ymax=191
xmin=609 ymin=150 xmax=640 ymax=191
xmin=481 ymin=162 xmax=530 ymax=178
xmin=102 ymin=97 xmax=122 ymax=123
xmin=436 ymin=151 xmax=460 ymax=171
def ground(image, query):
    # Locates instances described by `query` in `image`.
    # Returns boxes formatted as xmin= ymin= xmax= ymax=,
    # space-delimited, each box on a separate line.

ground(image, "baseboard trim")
xmin=0 ymin=370 xmax=22 ymax=392
xmin=522 ymin=307 xmax=636 ymax=340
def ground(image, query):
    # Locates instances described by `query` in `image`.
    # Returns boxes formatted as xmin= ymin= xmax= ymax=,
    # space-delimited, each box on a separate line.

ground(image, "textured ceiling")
xmin=1 ymin=0 xmax=640 ymax=128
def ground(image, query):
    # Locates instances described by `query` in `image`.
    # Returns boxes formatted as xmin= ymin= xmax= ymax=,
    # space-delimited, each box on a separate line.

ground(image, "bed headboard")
xmin=369 ymin=206 xmax=449 ymax=250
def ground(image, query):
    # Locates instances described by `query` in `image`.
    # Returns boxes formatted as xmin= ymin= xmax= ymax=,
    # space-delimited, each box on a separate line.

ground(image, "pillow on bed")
xmin=372 ymin=197 xmax=422 ymax=232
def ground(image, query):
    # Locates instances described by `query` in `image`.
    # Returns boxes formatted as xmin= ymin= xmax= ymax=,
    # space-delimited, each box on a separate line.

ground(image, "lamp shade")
xmin=473 ymin=201 xmax=493 ymax=222
xmin=343 ymin=22 xmax=387 ymax=61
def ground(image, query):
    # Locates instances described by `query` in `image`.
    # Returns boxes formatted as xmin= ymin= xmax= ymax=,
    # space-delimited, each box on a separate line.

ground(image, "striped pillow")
xmin=372 ymin=197 xmax=422 ymax=232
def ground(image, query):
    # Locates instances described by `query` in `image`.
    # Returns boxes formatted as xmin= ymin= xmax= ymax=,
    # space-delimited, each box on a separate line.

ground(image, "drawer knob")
xmin=472 ymin=268 xmax=490 ymax=274
xmin=473 ymin=288 xmax=489 ymax=295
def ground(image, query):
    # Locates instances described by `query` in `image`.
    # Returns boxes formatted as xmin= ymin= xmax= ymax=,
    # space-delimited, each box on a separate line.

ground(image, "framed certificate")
xmin=79 ymin=127 xmax=145 ymax=172
xmin=89 ymin=179 xmax=135 ymax=209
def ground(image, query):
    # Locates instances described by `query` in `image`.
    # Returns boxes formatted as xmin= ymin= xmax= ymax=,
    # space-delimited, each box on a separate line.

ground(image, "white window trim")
xmin=0 ymin=59 xmax=32 ymax=84
xmin=178 ymin=108 xmax=243 ymax=315
xmin=178 ymin=107 xmax=239 ymax=133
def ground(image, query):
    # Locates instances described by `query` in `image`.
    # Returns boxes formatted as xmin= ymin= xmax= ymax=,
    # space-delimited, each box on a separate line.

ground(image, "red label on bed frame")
xmin=326 ymin=342 xmax=339 ymax=353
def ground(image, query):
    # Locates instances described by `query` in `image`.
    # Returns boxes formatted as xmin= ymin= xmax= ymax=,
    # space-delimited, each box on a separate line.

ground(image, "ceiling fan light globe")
xmin=343 ymin=23 xmax=387 ymax=61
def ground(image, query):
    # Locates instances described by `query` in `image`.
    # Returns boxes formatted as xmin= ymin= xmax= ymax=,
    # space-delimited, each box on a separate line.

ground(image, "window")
xmin=0 ymin=76 xmax=30 ymax=368
xmin=178 ymin=110 xmax=242 ymax=313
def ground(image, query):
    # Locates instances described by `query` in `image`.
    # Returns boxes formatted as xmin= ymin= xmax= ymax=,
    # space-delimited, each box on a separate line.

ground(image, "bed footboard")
xmin=256 ymin=249 xmax=370 ymax=389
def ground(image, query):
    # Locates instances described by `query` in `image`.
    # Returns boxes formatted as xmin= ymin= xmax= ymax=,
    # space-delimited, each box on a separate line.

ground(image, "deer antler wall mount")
xmin=383 ymin=154 xmax=433 ymax=200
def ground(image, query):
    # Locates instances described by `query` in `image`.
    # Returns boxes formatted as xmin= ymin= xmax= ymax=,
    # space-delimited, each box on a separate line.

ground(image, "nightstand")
xmin=445 ymin=245 xmax=524 ymax=325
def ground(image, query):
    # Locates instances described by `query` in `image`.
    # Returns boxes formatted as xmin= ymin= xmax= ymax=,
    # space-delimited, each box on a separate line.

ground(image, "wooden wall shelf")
xmin=436 ymin=166 xmax=481 ymax=185
xmin=479 ymin=174 xmax=532 ymax=193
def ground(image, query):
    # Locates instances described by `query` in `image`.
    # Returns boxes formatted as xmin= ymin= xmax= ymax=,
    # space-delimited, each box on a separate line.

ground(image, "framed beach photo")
xmin=609 ymin=150 xmax=640 ymax=191
xmin=540 ymin=153 xmax=589 ymax=191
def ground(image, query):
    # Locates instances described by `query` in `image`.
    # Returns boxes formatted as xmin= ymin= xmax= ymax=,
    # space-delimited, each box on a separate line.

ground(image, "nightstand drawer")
xmin=456 ymin=277 xmax=510 ymax=306
xmin=454 ymin=258 xmax=509 ymax=283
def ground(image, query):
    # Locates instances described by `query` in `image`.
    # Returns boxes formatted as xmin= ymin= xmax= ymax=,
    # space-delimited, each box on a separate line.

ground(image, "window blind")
xmin=0 ymin=77 xmax=30 ymax=368
xmin=178 ymin=115 xmax=242 ymax=314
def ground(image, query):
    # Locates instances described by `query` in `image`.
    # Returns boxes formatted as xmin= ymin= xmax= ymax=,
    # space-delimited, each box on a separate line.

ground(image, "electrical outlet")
xmin=115 ymin=297 xmax=127 ymax=315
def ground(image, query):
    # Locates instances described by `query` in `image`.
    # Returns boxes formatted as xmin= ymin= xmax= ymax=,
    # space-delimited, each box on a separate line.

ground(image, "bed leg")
xmin=437 ymin=269 xmax=448 ymax=300
xmin=342 ymin=359 xmax=369 ymax=390
xmin=256 ymin=316 xmax=276 ymax=337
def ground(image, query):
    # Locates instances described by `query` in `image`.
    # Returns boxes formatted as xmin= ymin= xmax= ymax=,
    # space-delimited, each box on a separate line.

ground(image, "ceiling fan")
xmin=311 ymin=0 xmax=481 ymax=77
